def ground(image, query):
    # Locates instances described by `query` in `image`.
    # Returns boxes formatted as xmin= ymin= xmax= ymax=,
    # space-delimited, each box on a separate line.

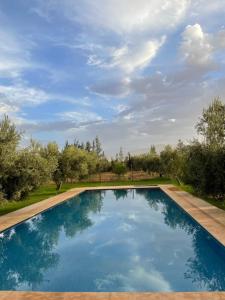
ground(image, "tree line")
xmin=0 ymin=98 xmax=224 ymax=201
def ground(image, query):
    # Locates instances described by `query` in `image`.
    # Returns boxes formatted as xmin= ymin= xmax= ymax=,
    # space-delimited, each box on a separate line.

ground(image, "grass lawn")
xmin=0 ymin=177 xmax=224 ymax=216
xmin=0 ymin=177 xmax=173 ymax=216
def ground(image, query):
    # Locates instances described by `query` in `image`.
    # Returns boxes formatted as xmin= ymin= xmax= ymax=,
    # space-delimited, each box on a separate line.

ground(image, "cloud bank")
xmin=0 ymin=0 xmax=225 ymax=154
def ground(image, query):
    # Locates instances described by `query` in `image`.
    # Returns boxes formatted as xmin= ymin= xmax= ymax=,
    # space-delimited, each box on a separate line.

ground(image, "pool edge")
xmin=0 ymin=291 xmax=224 ymax=300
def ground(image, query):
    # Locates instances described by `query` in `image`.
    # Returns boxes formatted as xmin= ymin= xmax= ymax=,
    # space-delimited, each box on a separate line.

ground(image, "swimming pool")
xmin=0 ymin=188 xmax=224 ymax=292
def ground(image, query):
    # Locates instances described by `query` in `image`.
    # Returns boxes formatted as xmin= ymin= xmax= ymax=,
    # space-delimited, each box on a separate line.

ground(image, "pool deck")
xmin=0 ymin=184 xmax=225 ymax=300
xmin=0 ymin=291 xmax=224 ymax=300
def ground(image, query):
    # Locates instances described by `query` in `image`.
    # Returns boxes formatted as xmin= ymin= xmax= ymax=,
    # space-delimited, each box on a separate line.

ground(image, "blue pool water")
xmin=0 ymin=188 xmax=225 ymax=292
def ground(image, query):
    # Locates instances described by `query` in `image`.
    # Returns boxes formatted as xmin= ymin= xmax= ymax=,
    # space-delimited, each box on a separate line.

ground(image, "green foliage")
xmin=85 ymin=141 xmax=92 ymax=152
xmin=95 ymin=136 xmax=102 ymax=157
xmin=0 ymin=116 xmax=21 ymax=181
xmin=182 ymin=142 xmax=225 ymax=199
xmin=0 ymin=98 xmax=224 ymax=202
xmin=144 ymin=152 xmax=160 ymax=175
xmin=0 ymin=117 xmax=57 ymax=201
xmin=112 ymin=161 xmax=127 ymax=177
xmin=60 ymin=145 xmax=89 ymax=180
xmin=3 ymin=149 xmax=53 ymax=200
xmin=160 ymin=145 xmax=177 ymax=177
xmin=52 ymin=144 xmax=102 ymax=190
xmin=196 ymin=97 xmax=225 ymax=149
xmin=181 ymin=99 xmax=225 ymax=199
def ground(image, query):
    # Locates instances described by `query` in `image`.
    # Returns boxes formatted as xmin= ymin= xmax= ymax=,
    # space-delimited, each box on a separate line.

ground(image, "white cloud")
xmin=118 ymin=222 xmax=134 ymax=232
xmin=180 ymin=24 xmax=225 ymax=66
xmin=128 ymin=213 xmax=138 ymax=221
xmin=214 ymin=29 xmax=225 ymax=49
xmin=0 ymin=84 xmax=50 ymax=109
xmin=108 ymin=37 xmax=166 ymax=73
xmin=168 ymin=118 xmax=176 ymax=123
xmin=0 ymin=103 xmax=19 ymax=114
xmin=113 ymin=104 xmax=129 ymax=114
xmin=180 ymin=24 xmax=213 ymax=66
xmin=33 ymin=0 xmax=188 ymax=74
xmin=0 ymin=28 xmax=34 ymax=78
xmin=1 ymin=0 xmax=224 ymax=155
xmin=189 ymin=1 xmax=225 ymax=18
xmin=0 ymin=83 xmax=94 ymax=122
xmin=86 ymin=37 xmax=166 ymax=74
xmin=58 ymin=111 xmax=103 ymax=123
xmin=0 ymin=84 xmax=53 ymax=126
xmin=67 ymin=70 xmax=225 ymax=155
xmin=87 ymin=55 xmax=103 ymax=67
xmin=95 ymin=266 xmax=172 ymax=291
xmin=59 ymin=0 xmax=189 ymax=35
xmin=89 ymin=77 xmax=131 ymax=97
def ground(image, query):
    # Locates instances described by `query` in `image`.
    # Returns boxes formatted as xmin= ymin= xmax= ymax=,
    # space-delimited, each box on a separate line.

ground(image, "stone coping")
xmin=0 ymin=184 xmax=225 ymax=299
xmin=160 ymin=185 xmax=225 ymax=247
xmin=0 ymin=292 xmax=224 ymax=300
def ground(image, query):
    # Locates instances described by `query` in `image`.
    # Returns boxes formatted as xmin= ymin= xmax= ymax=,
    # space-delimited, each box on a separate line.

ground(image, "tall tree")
xmin=118 ymin=147 xmax=124 ymax=162
xmin=92 ymin=140 xmax=95 ymax=152
xmin=0 ymin=116 xmax=21 ymax=197
xmin=0 ymin=115 xmax=21 ymax=151
xmin=85 ymin=141 xmax=92 ymax=152
xmin=149 ymin=145 xmax=157 ymax=156
xmin=196 ymin=98 xmax=225 ymax=149
xmin=95 ymin=136 xmax=102 ymax=157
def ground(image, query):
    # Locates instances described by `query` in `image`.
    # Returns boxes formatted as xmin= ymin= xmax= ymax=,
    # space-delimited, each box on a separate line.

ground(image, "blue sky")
xmin=0 ymin=0 xmax=225 ymax=155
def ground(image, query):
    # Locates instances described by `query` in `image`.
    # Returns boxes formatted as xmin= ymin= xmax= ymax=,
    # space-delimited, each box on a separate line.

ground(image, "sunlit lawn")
xmin=0 ymin=177 xmax=173 ymax=216
xmin=0 ymin=177 xmax=224 ymax=216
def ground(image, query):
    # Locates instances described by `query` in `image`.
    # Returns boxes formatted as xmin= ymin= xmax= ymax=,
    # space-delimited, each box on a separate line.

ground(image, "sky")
xmin=0 ymin=0 xmax=225 ymax=155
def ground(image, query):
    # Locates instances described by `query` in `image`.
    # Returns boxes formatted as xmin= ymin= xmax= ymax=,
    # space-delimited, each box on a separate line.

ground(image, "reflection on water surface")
xmin=0 ymin=189 xmax=225 ymax=292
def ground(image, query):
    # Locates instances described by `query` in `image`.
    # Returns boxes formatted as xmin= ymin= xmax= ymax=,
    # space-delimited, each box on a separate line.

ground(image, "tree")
xmin=61 ymin=145 xmax=89 ymax=181
xmin=112 ymin=161 xmax=127 ymax=178
xmin=95 ymin=136 xmax=102 ymax=157
xmin=182 ymin=141 xmax=225 ymax=199
xmin=196 ymin=98 xmax=225 ymax=149
xmin=160 ymin=145 xmax=177 ymax=178
xmin=144 ymin=153 xmax=161 ymax=176
xmin=64 ymin=140 xmax=69 ymax=148
xmin=0 ymin=116 xmax=21 ymax=200
xmin=149 ymin=145 xmax=157 ymax=156
xmin=53 ymin=145 xmax=101 ymax=189
xmin=96 ymin=156 xmax=110 ymax=182
xmin=118 ymin=147 xmax=124 ymax=162
xmin=0 ymin=117 xmax=58 ymax=200
xmin=40 ymin=142 xmax=59 ymax=179
xmin=85 ymin=141 xmax=92 ymax=152
xmin=4 ymin=149 xmax=53 ymax=200
xmin=0 ymin=115 xmax=21 ymax=177
xmin=92 ymin=140 xmax=96 ymax=152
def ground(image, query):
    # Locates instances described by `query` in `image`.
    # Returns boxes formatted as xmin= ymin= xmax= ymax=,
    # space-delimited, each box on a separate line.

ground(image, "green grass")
xmin=0 ymin=177 xmax=173 ymax=216
xmin=1 ymin=177 xmax=224 ymax=216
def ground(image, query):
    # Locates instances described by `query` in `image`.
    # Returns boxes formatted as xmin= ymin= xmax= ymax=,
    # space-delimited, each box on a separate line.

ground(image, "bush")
xmin=183 ymin=142 xmax=225 ymax=199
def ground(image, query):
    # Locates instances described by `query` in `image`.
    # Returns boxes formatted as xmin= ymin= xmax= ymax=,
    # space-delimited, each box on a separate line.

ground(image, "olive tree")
xmin=196 ymin=97 xmax=225 ymax=149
